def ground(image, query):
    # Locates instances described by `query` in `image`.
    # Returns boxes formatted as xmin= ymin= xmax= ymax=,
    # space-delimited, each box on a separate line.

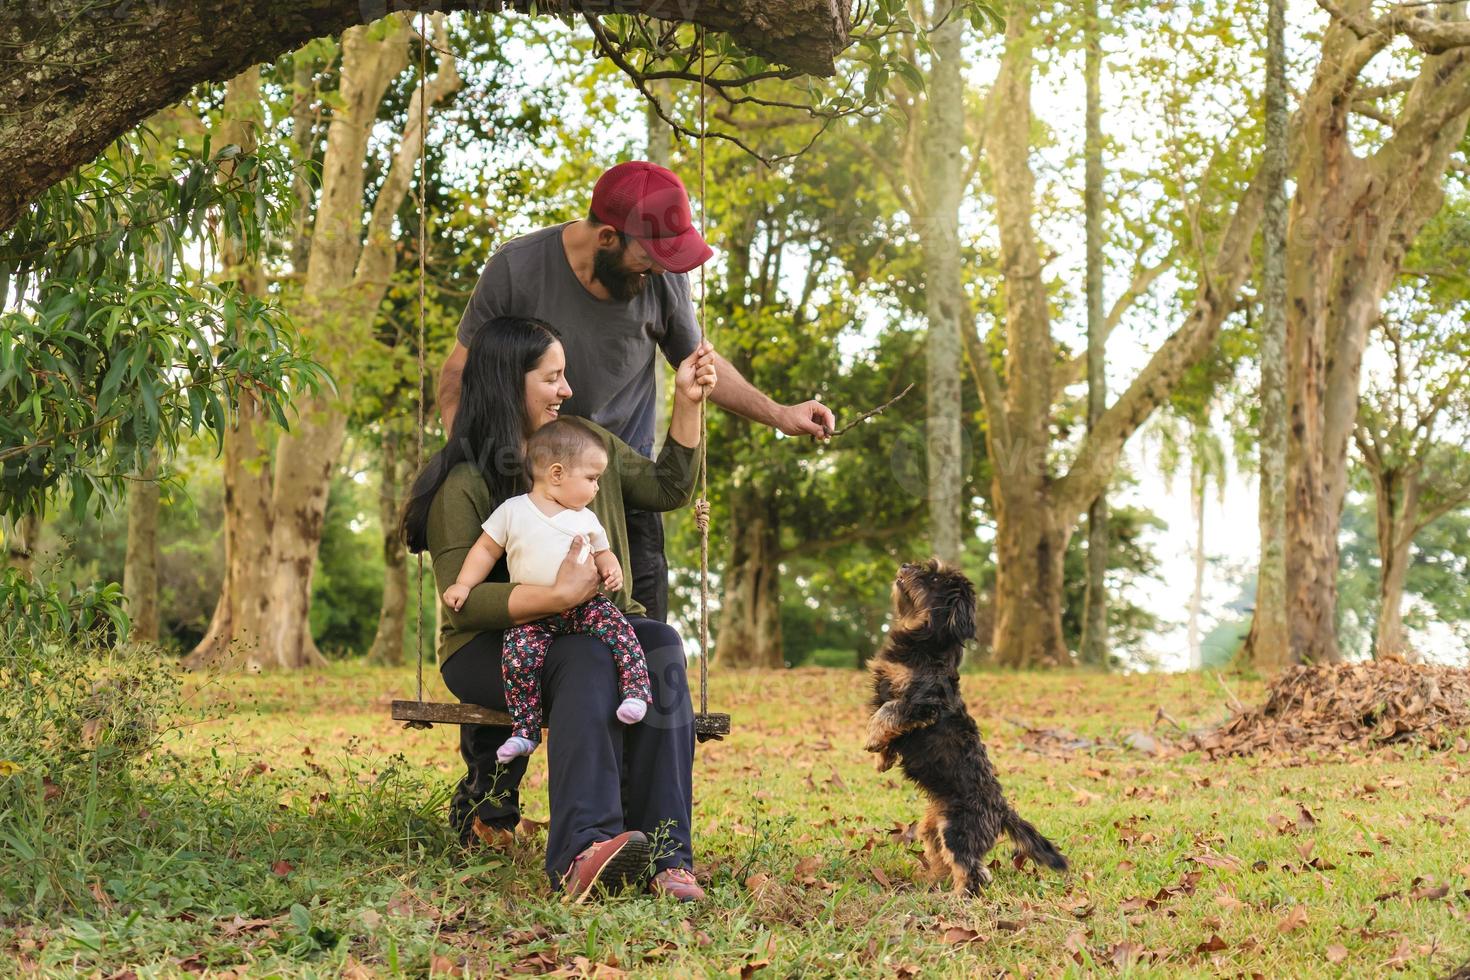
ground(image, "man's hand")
xmin=775 ymin=400 xmax=836 ymax=440
xmin=594 ymin=550 xmax=624 ymax=591
xmin=554 ymin=535 xmax=601 ymax=608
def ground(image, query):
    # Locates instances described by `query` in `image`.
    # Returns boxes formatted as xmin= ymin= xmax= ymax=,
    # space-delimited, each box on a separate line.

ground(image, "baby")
xmin=444 ymin=418 xmax=651 ymax=763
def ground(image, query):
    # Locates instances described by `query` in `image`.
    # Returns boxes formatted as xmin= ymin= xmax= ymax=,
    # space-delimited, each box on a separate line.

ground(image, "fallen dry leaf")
xmin=1326 ymin=944 xmax=1349 ymax=965
xmin=793 ymin=855 xmax=823 ymax=877
xmin=1109 ymin=942 xmax=1146 ymax=970
xmin=1194 ymin=934 xmax=1228 ymax=954
xmin=1277 ymin=905 xmax=1309 ymax=934
xmin=941 ymin=926 xmax=984 ymax=945
xmin=1409 ymin=879 xmax=1449 ymax=901
xmin=1192 ymin=851 xmax=1244 ymax=872
xmin=270 ymin=860 xmax=293 ymax=877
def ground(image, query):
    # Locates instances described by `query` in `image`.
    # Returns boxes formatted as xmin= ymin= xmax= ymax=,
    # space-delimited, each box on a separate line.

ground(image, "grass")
xmin=2 ymin=660 xmax=1468 ymax=977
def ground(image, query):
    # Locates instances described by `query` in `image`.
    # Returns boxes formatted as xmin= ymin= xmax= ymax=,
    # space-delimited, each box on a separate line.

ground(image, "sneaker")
xmin=561 ymin=830 xmax=650 ymax=904
xmin=648 ymin=867 xmax=705 ymax=902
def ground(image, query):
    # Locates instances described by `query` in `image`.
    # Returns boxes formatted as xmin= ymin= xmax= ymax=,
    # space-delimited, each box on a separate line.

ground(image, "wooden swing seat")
xmin=391 ymin=699 xmax=730 ymax=740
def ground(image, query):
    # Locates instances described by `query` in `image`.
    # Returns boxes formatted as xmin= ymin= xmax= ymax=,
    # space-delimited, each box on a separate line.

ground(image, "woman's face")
xmin=524 ymin=341 xmax=573 ymax=433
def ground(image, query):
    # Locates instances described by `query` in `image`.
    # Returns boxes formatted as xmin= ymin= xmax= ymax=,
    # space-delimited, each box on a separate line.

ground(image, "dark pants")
xmin=441 ymin=617 xmax=694 ymax=885
xmin=625 ymin=509 xmax=667 ymax=623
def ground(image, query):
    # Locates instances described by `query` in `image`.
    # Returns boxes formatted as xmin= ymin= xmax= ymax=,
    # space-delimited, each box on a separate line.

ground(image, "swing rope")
xmin=695 ymin=27 xmax=711 ymax=722
xmin=413 ymin=8 xmax=429 ymax=713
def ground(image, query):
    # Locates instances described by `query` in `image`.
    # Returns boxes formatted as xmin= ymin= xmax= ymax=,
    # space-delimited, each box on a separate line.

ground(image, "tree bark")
xmin=258 ymin=15 xmax=459 ymax=669
xmin=712 ymin=480 xmax=784 ymax=668
xmin=1283 ymin=5 xmax=1470 ymax=663
xmin=0 ymin=0 xmax=848 ymax=231
xmin=919 ymin=2 xmax=966 ymax=567
xmin=123 ymin=460 xmax=161 ymax=644
xmin=368 ymin=426 xmax=409 ymax=665
xmin=991 ymin=493 xmax=1070 ymax=669
xmin=1244 ymin=0 xmax=1291 ymax=674
xmin=1187 ymin=460 xmax=1206 ymax=670
xmin=1079 ymin=0 xmax=1109 ymax=668
xmin=1371 ymin=467 xmax=1419 ymax=659
xmin=184 ymin=67 xmax=279 ymax=671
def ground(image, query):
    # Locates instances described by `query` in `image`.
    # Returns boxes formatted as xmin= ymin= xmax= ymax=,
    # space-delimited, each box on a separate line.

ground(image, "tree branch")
xmin=963 ymin=313 xmax=1013 ymax=456
xmin=1053 ymin=250 xmax=1176 ymax=390
xmin=1056 ymin=163 xmax=1269 ymax=518
xmin=0 ymin=0 xmax=849 ymax=231
xmin=354 ymin=13 xmax=460 ymax=294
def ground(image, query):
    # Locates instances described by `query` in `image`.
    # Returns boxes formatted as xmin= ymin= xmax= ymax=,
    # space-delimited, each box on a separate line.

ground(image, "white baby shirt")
xmin=482 ymin=494 xmax=610 ymax=587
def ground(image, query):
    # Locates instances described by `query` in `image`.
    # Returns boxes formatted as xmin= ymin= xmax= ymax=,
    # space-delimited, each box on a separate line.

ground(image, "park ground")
xmin=3 ymin=663 xmax=1469 ymax=978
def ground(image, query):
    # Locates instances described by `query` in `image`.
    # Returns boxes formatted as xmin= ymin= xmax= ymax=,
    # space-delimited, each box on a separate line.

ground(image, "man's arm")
xmin=438 ymin=342 xmax=468 ymax=434
xmin=707 ymin=351 xmax=835 ymax=439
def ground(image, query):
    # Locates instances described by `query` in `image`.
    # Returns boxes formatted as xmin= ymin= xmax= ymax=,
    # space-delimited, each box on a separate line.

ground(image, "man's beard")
xmin=592 ymin=244 xmax=650 ymax=303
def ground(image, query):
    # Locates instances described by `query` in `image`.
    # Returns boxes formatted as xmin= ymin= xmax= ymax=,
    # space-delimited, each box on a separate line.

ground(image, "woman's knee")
xmin=635 ymin=628 xmax=693 ymax=729
xmin=541 ymin=634 xmax=621 ymax=714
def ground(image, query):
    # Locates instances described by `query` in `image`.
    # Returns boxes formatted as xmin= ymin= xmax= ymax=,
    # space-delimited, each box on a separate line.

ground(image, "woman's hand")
xmin=553 ymin=535 xmax=601 ymax=608
xmin=674 ymin=340 xmax=718 ymax=404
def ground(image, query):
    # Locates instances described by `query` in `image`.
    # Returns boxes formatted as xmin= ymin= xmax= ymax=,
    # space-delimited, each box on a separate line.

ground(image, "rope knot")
xmin=694 ymin=498 xmax=711 ymax=533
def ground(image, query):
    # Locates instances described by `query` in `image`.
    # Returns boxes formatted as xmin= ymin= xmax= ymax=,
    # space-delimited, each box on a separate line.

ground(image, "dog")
xmin=864 ymin=559 xmax=1068 ymax=894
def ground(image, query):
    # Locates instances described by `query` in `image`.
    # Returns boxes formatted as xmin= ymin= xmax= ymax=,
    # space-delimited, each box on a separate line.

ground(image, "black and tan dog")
xmin=864 ymin=559 xmax=1068 ymax=894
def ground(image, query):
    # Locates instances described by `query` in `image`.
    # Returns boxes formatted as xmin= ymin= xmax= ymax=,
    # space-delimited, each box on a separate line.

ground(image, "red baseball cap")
xmin=590 ymin=161 xmax=713 ymax=274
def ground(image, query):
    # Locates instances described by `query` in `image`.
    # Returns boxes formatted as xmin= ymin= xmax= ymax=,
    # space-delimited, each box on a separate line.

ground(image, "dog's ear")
xmin=938 ymin=575 xmax=977 ymax=644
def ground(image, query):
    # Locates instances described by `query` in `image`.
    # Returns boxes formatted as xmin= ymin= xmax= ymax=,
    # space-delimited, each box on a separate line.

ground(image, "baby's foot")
xmin=496 ymin=736 xmax=538 ymax=764
xmin=616 ymin=698 xmax=647 ymax=725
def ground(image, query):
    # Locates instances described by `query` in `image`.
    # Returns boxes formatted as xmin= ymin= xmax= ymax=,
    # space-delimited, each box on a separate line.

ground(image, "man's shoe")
xmin=648 ymin=867 xmax=705 ymax=902
xmin=561 ymin=830 xmax=651 ymax=904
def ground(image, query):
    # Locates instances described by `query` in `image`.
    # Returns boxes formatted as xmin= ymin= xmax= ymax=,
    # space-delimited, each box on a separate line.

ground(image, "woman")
xmin=403 ymin=315 xmax=716 ymax=903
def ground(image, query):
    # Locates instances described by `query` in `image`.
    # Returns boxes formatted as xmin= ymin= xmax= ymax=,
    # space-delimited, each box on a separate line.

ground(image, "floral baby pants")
xmin=502 ymin=594 xmax=652 ymax=742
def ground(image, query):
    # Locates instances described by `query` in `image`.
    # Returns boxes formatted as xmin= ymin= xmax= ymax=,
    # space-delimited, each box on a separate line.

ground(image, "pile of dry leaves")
xmin=1191 ymin=658 xmax=1470 ymax=758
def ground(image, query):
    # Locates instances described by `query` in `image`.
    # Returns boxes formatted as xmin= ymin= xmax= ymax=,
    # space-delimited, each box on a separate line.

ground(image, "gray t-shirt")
xmin=456 ymin=224 xmax=701 ymax=457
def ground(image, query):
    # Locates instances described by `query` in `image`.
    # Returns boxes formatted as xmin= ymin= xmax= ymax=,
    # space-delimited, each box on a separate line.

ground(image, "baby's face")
xmin=556 ymin=452 xmax=607 ymax=509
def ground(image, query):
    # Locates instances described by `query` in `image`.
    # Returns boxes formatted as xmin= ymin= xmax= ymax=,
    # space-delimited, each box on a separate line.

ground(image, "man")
xmin=440 ymin=160 xmax=835 ymax=622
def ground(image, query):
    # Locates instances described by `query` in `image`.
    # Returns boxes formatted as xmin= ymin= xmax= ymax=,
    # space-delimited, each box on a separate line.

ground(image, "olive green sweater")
xmin=426 ymin=417 xmax=700 ymax=664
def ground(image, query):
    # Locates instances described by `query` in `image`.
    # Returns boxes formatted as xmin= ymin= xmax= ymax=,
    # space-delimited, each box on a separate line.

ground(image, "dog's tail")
xmin=1003 ymin=810 xmax=1068 ymax=872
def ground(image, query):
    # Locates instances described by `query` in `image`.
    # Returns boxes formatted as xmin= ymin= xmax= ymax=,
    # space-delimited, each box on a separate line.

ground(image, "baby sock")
xmin=616 ymin=697 xmax=647 ymax=725
xmin=496 ymin=736 xmax=537 ymax=764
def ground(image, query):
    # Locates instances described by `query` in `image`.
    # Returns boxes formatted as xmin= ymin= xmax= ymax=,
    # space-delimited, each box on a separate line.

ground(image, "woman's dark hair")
xmin=402 ymin=316 xmax=561 ymax=553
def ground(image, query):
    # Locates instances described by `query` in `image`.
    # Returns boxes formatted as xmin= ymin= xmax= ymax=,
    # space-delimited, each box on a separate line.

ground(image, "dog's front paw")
xmin=864 ymin=703 xmax=898 ymax=754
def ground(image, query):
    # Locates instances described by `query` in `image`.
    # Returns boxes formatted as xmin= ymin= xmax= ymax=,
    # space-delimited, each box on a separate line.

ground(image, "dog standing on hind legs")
xmin=864 ymin=559 xmax=1068 ymax=895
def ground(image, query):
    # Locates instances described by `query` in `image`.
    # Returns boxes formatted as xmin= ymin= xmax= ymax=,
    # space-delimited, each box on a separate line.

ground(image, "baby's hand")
xmin=594 ymin=551 xmax=623 ymax=592
xmin=443 ymin=583 xmax=471 ymax=611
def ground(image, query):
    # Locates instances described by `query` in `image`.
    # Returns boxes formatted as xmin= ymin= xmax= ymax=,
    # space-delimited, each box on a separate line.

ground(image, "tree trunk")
xmin=0 ymin=0 xmax=848 ymax=232
xmin=184 ymin=68 xmax=277 ymax=671
xmin=248 ymin=17 xmax=459 ymax=669
xmin=1187 ymin=461 xmax=1206 ymax=670
xmin=1243 ymin=0 xmax=1292 ymax=674
xmin=1283 ymin=14 xmax=1470 ymax=664
xmin=1079 ymin=0 xmax=1109 ymax=668
xmin=368 ymin=427 xmax=409 ymax=665
xmin=919 ymin=2 xmax=965 ymax=567
xmin=263 ymin=401 xmax=343 ymax=668
xmin=123 ymin=460 xmax=161 ymax=644
xmin=713 ymin=481 xmax=783 ymax=668
xmin=1371 ymin=468 xmax=1420 ymax=660
xmin=991 ymin=492 xmax=1070 ymax=668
